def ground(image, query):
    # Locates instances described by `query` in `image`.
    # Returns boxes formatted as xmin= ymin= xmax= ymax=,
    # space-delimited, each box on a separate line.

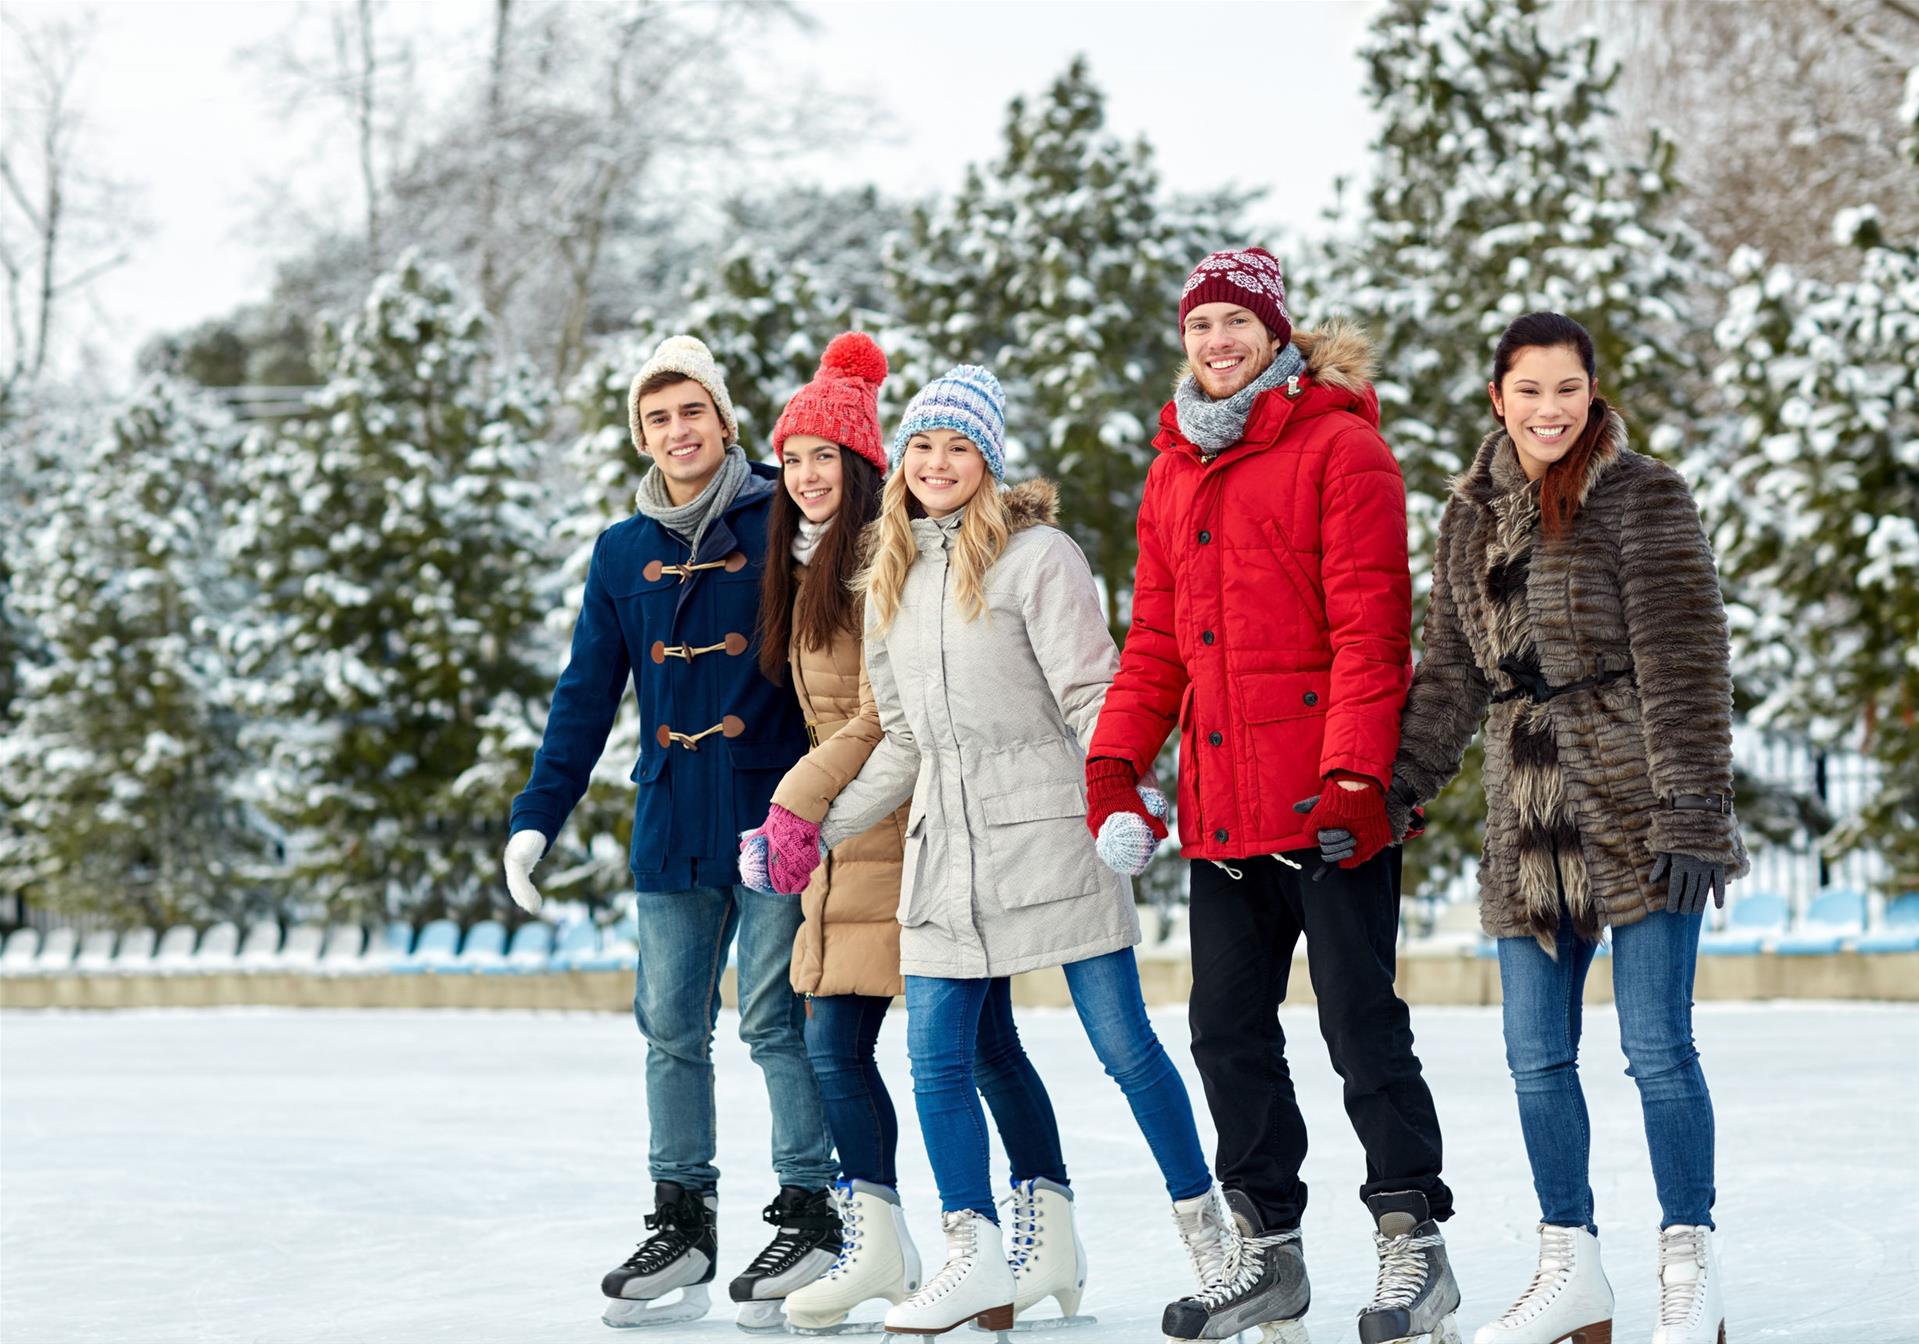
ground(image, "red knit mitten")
xmin=1085 ymin=757 xmax=1167 ymax=841
xmin=1297 ymin=781 xmax=1395 ymax=869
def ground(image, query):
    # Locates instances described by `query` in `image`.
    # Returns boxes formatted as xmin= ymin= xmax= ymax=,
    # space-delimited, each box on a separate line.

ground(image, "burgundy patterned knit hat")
xmin=1178 ymin=247 xmax=1292 ymax=346
xmin=771 ymin=332 xmax=890 ymax=472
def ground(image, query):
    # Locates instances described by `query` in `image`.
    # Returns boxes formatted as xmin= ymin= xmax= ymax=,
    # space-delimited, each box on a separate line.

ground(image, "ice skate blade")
xmin=735 ymin=1298 xmax=786 ymax=1332
xmin=974 ymin=1314 xmax=1097 ymax=1333
xmin=1253 ymin=1321 xmax=1311 ymax=1344
xmin=1370 ymin=1315 xmax=1461 ymax=1344
xmin=603 ymin=1283 xmax=712 ymax=1329
xmin=788 ymin=1322 xmax=892 ymax=1338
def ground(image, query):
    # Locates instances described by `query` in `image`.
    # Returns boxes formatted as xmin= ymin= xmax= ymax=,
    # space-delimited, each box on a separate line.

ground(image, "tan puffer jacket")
xmin=773 ymin=564 xmax=910 ymax=998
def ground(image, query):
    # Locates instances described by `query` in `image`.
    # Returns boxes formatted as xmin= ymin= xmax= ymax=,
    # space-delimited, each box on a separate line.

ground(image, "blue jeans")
xmin=906 ymin=948 xmax=1212 ymax=1220
xmin=1498 ymin=908 xmax=1716 ymax=1232
xmin=805 ymin=988 xmax=1069 ymax=1191
xmin=631 ymin=885 xmax=836 ymax=1192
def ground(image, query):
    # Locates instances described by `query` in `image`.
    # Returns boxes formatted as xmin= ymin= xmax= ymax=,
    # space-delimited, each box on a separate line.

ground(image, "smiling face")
xmin=636 ymin=378 xmax=727 ymax=505
xmin=901 ymin=427 xmax=987 ymax=518
xmin=1181 ymin=301 xmax=1282 ymax=398
xmin=781 ymin=434 xmax=845 ymax=524
xmin=1490 ymin=345 xmax=1596 ymax=481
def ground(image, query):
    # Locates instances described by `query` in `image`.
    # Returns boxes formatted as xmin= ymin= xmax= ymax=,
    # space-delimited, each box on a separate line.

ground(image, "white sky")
xmin=2 ymin=0 xmax=1382 ymax=383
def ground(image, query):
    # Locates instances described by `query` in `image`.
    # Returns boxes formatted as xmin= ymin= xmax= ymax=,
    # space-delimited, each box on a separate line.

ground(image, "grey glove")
xmin=1651 ymin=852 xmax=1727 ymax=915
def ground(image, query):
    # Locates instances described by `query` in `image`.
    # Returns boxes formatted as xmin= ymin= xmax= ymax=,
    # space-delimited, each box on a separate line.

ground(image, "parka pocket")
xmin=980 ymin=781 xmax=1104 ymax=909
xmin=897 ymin=810 xmax=930 ymax=927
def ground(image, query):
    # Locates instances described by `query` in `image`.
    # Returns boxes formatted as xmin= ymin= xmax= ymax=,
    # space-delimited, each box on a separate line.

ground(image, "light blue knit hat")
xmin=890 ymin=364 xmax=1007 ymax=482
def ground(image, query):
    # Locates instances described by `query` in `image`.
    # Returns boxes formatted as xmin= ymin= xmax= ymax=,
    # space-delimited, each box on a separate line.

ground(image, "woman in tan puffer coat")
xmin=741 ymin=336 xmax=1072 ymax=1333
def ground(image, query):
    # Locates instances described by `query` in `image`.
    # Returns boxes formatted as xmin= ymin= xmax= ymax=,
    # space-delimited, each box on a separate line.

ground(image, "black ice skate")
xmin=728 ymin=1185 xmax=842 ymax=1332
xmin=1357 ymin=1191 xmax=1461 ymax=1344
xmin=601 ymin=1180 xmax=719 ymax=1329
xmin=1161 ymin=1189 xmax=1311 ymax=1343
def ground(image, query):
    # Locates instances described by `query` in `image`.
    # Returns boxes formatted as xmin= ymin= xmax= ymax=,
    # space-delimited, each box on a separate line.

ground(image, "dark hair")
xmin=631 ymin=373 xmax=709 ymax=450
xmin=1490 ymin=311 xmax=1610 ymax=541
xmin=757 ymin=451 xmax=884 ymax=682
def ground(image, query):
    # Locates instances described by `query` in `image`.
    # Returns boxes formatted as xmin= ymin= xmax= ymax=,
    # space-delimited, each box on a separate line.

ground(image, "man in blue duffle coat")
xmin=502 ymin=335 xmax=836 ymax=1329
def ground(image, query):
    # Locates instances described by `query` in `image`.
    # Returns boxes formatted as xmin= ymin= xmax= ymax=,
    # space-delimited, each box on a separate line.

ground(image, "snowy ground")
xmin=3 ymin=1003 xmax=1915 ymax=1344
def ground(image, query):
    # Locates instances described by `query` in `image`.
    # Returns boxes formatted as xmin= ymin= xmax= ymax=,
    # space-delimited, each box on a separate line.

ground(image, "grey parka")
xmin=820 ymin=480 xmax=1140 ymax=979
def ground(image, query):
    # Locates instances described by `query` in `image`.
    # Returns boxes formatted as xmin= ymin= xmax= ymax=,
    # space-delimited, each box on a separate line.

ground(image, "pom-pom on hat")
xmin=1178 ymin=246 xmax=1292 ymax=347
xmin=891 ymin=364 xmax=1008 ymax=483
xmin=628 ymin=334 xmax=739 ymax=455
xmin=771 ymin=332 xmax=890 ymax=472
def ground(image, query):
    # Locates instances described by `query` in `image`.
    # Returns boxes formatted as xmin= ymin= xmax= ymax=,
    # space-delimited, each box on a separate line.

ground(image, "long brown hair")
xmin=757 ymin=452 xmax=883 ymax=682
xmin=1490 ymin=311 xmax=1612 ymax=540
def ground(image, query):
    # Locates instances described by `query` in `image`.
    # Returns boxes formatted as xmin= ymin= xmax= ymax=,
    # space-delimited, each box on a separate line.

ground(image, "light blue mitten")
xmin=1095 ymin=783 xmax=1172 ymax=877
xmin=738 ymin=828 xmax=774 ymax=893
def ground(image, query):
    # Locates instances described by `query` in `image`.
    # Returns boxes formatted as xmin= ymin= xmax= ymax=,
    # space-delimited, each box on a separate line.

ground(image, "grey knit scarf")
xmin=634 ymin=445 xmax=766 ymax=556
xmin=1173 ymin=343 xmax=1307 ymax=452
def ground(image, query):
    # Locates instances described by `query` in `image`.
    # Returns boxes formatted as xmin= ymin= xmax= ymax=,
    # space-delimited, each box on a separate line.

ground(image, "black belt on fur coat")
xmin=1491 ymin=656 xmax=1636 ymax=705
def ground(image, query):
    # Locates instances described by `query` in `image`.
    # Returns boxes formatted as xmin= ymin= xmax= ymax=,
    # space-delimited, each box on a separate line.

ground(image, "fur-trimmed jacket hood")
xmin=1390 ymin=410 xmax=1749 ymax=948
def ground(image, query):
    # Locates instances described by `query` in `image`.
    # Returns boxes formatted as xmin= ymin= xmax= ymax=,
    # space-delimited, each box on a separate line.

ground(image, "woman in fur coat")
xmin=1384 ymin=312 xmax=1745 ymax=1344
xmin=748 ymin=364 xmax=1224 ymax=1339
xmin=738 ymin=335 xmax=1074 ymax=1334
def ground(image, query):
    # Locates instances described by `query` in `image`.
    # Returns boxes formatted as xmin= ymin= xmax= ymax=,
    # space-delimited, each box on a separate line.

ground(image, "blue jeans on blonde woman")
xmin=905 ymin=947 xmax=1212 ymax=1219
xmin=804 ymin=984 xmax=1070 ymax=1192
xmin=1497 ymin=907 xmax=1716 ymax=1233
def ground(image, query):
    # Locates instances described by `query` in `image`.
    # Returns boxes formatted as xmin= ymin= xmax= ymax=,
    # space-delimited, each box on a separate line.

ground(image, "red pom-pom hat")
xmin=771 ymin=332 xmax=890 ymax=472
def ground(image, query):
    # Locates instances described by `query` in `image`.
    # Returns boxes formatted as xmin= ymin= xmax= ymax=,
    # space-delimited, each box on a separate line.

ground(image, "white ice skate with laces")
xmin=883 ymin=1209 xmax=1014 ymax=1340
xmin=1472 ymin=1224 xmax=1613 ymax=1344
xmin=786 ymin=1180 xmax=923 ymax=1336
xmin=1649 ymin=1225 xmax=1724 ymax=1344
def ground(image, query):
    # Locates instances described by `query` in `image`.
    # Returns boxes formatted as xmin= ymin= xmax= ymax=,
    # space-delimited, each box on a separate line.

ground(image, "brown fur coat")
xmin=1389 ymin=412 xmax=1749 ymax=949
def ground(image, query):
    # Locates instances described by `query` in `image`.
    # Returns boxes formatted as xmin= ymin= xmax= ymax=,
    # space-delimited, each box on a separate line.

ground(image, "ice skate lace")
xmin=998 ymin=1185 xmax=1043 ymax=1276
xmin=1190 ymin=1224 xmax=1299 ymax=1310
xmin=1170 ymin=1193 xmax=1229 ymax=1290
xmin=1656 ymin=1227 xmax=1709 ymax=1327
xmin=910 ymin=1212 xmax=979 ymax=1305
xmin=621 ymin=1201 xmax=700 ymax=1273
xmin=821 ymin=1184 xmax=862 ymax=1281
xmin=741 ymin=1193 xmax=839 ymax=1277
xmin=1364 ymin=1229 xmax=1442 ymax=1311
xmin=1493 ymin=1225 xmax=1575 ymax=1325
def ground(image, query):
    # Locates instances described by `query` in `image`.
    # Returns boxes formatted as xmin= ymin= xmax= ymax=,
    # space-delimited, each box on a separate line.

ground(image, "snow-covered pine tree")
xmin=1325 ymin=0 xmax=1711 ymax=898
xmin=1710 ymin=208 xmax=1919 ymax=887
xmin=460 ymin=336 xmax=653 ymax=906
xmin=0 ymin=379 xmax=274 ymax=924
xmin=225 ymin=254 xmax=552 ymax=918
xmin=886 ymin=56 xmax=1244 ymax=631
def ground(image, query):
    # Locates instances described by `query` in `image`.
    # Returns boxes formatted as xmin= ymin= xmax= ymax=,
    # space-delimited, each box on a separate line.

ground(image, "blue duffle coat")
xmin=510 ymin=464 xmax=807 ymax=890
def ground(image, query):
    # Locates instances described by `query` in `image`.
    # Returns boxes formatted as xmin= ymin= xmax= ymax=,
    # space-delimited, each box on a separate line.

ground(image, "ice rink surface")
xmin=3 ymin=1001 xmax=1915 ymax=1344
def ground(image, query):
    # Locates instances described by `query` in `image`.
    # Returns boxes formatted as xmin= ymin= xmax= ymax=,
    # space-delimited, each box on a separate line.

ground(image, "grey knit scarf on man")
xmin=633 ymin=444 xmax=769 ymax=556
xmin=1173 ymin=342 xmax=1307 ymax=452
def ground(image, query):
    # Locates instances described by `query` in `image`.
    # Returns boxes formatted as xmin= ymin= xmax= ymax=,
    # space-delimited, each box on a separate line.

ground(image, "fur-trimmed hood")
xmin=1454 ymin=406 xmax=1629 ymax=510
xmin=1002 ymin=477 xmax=1059 ymax=533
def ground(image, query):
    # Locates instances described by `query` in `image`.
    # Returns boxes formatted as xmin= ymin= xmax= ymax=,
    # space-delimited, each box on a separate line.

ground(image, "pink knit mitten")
xmin=763 ymin=804 xmax=826 ymax=895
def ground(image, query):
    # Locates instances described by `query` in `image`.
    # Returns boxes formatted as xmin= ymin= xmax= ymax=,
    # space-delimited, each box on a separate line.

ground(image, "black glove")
xmin=1651 ymin=852 xmax=1727 ymax=916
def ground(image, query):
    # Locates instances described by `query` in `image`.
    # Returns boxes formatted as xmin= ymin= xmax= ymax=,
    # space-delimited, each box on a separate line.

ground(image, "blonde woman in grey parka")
xmin=752 ymin=364 xmax=1224 ymax=1338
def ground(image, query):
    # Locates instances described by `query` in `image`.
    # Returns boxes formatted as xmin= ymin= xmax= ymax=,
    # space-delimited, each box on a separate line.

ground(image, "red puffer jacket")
xmin=1088 ymin=321 xmax=1412 ymax=861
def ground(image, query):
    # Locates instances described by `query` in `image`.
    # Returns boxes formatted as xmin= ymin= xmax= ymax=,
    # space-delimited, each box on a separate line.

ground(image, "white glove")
xmin=503 ymin=830 xmax=548 ymax=914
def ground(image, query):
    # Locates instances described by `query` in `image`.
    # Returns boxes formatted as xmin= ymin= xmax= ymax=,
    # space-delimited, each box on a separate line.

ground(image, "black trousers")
xmin=1187 ymin=846 xmax=1453 ymax=1230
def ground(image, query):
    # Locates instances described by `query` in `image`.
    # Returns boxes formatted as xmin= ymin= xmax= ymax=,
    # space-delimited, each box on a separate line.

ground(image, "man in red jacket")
xmin=1087 ymin=248 xmax=1459 ymax=1344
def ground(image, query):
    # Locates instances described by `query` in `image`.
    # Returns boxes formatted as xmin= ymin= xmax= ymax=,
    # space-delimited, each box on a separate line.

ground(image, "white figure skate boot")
xmin=1472 ymin=1224 xmax=1613 ymax=1344
xmin=786 ymin=1180 xmax=923 ymax=1335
